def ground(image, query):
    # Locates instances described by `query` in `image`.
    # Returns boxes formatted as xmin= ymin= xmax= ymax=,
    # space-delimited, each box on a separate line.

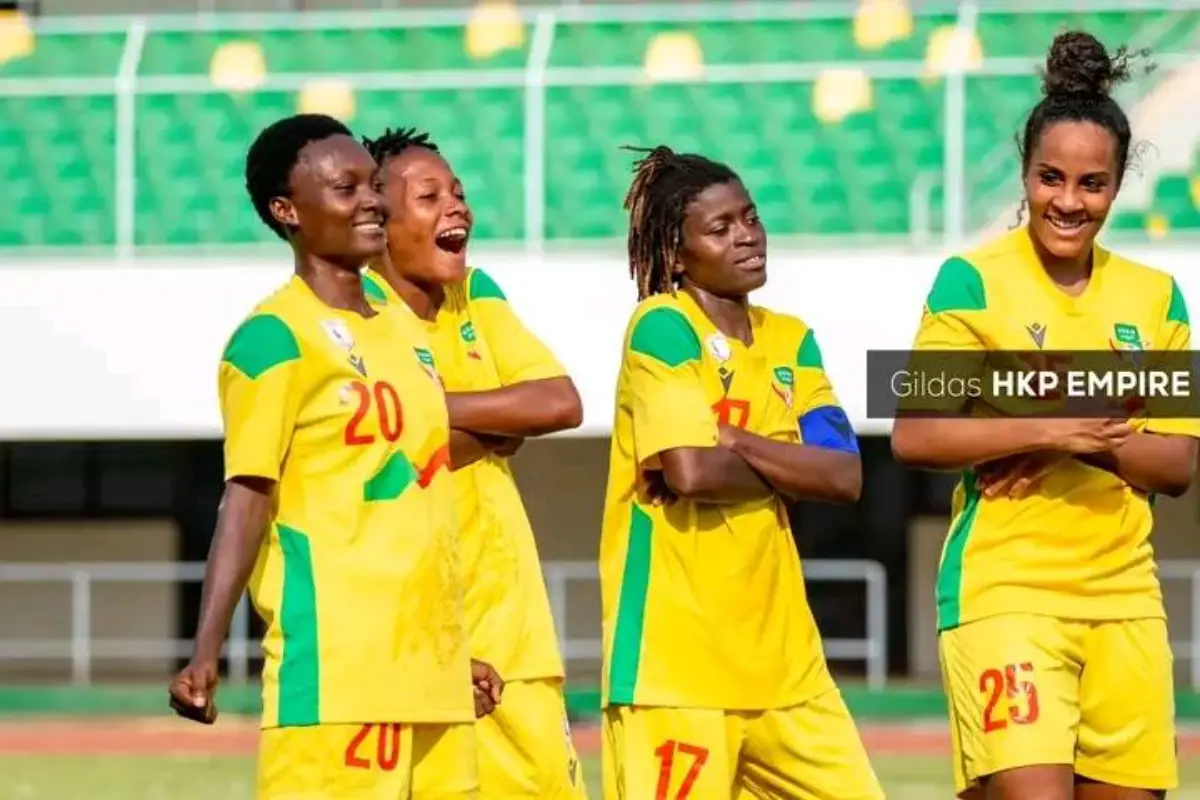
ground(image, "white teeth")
xmin=437 ymin=227 xmax=468 ymax=241
xmin=355 ymin=222 xmax=382 ymax=231
xmin=1047 ymin=217 xmax=1084 ymax=230
xmin=740 ymin=255 xmax=765 ymax=267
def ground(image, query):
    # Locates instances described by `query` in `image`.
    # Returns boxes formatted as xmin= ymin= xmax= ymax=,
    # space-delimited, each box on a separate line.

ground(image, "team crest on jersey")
xmin=1111 ymin=322 xmax=1146 ymax=351
xmin=413 ymin=347 xmax=442 ymax=387
xmin=460 ymin=321 xmax=482 ymax=360
xmin=771 ymin=366 xmax=795 ymax=408
xmin=1026 ymin=322 xmax=1046 ymax=349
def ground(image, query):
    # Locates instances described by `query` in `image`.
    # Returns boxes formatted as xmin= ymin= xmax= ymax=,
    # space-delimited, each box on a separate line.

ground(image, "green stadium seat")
xmin=2 ymin=8 xmax=1198 ymax=250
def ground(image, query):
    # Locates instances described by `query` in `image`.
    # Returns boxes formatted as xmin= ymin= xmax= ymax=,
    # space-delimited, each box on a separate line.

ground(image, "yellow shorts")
xmin=257 ymin=721 xmax=478 ymax=799
xmin=475 ymin=678 xmax=589 ymax=798
xmin=940 ymin=614 xmax=1176 ymax=794
xmin=602 ymin=688 xmax=883 ymax=800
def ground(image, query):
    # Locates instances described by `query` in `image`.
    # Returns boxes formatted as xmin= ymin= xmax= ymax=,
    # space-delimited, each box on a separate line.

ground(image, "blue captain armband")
xmin=798 ymin=405 xmax=859 ymax=455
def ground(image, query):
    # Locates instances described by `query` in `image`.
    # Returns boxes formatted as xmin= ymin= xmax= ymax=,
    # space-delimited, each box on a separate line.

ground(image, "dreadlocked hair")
xmin=245 ymin=113 xmax=352 ymax=240
xmin=361 ymin=126 xmax=439 ymax=166
xmin=622 ymin=145 xmax=738 ymax=301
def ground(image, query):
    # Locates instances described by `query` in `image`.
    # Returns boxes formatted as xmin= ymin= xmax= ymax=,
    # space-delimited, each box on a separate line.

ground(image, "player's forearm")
xmin=192 ymin=478 xmax=273 ymax=663
xmin=448 ymin=429 xmax=490 ymax=471
xmin=1076 ymin=433 xmax=1198 ymax=497
xmin=891 ymin=418 xmax=1053 ymax=471
xmin=660 ymin=447 xmax=773 ymax=504
xmin=445 ymin=377 xmax=583 ymax=438
xmin=725 ymin=429 xmax=861 ymax=504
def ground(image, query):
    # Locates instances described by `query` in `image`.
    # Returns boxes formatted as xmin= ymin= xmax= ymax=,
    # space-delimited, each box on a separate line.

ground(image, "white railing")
xmin=3 ymin=1 xmax=1197 ymax=258
xmin=0 ymin=558 xmax=890 ymax=689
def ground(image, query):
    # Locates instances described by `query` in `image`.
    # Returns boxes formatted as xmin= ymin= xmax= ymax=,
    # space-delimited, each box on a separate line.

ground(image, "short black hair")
xmin=244 ymin=113 xmax=352 ymax=240
xmin=361 ymin=127 xmax=439 ymax=167
xmin=1020 ymin=30 xmax=1152 ymax=186
xmin=622 ymin=145 xmax=739 ymax=300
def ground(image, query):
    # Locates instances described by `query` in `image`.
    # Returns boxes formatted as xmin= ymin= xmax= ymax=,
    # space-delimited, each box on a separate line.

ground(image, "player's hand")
xmin=476 ymin=433 xmax=524 ymax=458
xmin=168 ymin=659 xmax=219 ymax=725
xmin=641 ymin=469 xmax=677 ymax=506
xmin=1044 ymin=418 xmax=1133 ymax=454
xmin=490 ymin=436 xmax=525 ymax=457
xmin=470 ymin=659 xmax=504 ymax=718
xmin=717 ymin=423 xmax=742 ymax=450
xmin=975 ymin=451 xmax=1064 ymax=499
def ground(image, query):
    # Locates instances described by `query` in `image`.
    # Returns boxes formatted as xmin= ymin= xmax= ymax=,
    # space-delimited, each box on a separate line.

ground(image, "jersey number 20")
xmin=344 ymin=380 xmax=403 ymax=446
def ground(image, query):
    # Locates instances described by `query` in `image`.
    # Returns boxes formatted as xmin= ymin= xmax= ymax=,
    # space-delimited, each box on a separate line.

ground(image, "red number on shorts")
xmin=653 ymin=739 xmax=710 ymax=800
xmin=344 ymin=723 xmax=403 ymax=771
xmin=344 ymin=381 xmax=404 ymax=446
xmin=344 ymin=724 xmax=374 ymax=769
xmin=376 ymin=723 xmax=401 ymax=771
xmin=712 ymin=397 xmax=750 ymax=428
xmin=980 ymin=662 xmax=1040 ymax=734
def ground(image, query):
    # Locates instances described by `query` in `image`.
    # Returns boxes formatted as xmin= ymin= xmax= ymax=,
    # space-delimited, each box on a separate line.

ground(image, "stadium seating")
xmin=1 ymin=6 xmax=1198 ymax=249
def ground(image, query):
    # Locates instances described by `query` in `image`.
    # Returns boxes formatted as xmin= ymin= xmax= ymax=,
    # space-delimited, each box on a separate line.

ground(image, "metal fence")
xmin=0 ymin=558 xmax=890 ymax=688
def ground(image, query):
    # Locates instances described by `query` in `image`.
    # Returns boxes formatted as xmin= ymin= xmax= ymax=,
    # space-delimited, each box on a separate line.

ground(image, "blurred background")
xmin=4 ymin=0 xmax=1200 ymax=797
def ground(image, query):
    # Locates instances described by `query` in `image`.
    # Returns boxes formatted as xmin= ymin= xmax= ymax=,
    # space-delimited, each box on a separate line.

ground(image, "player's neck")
xmin=375 ymin=257 xmax=445 ymax=321
xmin=297 ymin=254 xmax=374 ymax=316
xmin=682 ymin=282 xmax=752 ymax=344
xmin=1029 ymin=230 xmax=1093 ymax=288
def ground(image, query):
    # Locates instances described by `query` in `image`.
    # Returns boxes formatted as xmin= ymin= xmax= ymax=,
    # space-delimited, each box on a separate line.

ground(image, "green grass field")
xmin=3 ymin=753 xmax=1200 ymax=798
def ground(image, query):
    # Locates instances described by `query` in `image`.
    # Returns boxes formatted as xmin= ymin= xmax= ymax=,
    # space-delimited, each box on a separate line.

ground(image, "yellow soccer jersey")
xmin=600 ymin=290 xmax=860 ymax=710
xmin=218 ymin=275 xmax=472 ymax=728
xmin=913 ymin=226 xmax=1200 ymax=631
xmin=364 ymin=267 xmax=565 ymax=681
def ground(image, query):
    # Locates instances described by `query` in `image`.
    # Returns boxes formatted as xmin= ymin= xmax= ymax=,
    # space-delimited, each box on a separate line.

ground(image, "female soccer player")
xmin=892 ymin=32 xmax=1197 ymax=800
xmin=359 ymin=127 xmax=589 ymax=798
xmin=167 ymin=113 xmax=499 ymax=798
xmin=600 ymin=145 xmax=883 ymax=799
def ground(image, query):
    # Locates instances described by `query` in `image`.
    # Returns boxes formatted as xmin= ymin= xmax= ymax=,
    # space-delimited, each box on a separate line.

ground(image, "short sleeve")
xmin=218 ymin=314 xmax=303 ymax=482
xmin=900 ymin=257 xmax=989 ymax=416
xmin=467 ymin=268 xmax=566 ymax=385
xmin=793 ymin=328 xmax=859 ymax=455
xmin=624 ymin=307 xmax=717 ymax=466
xmin=1145 ymin=278 xmax=1200 ymax=437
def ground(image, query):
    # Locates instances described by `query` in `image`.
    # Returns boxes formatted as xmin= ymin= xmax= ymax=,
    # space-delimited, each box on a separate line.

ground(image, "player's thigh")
xmin=1075 ymin=618 xmax=1177 ymax=792
xmin=939 ymin=614 xmax=1082 ymax=796
xmin=410 ymin=722 xmax=479 ymax=799
xmin=603 ymin=705 xmax=738 ymax=800
xmin=476 ymin=678 xmax=588 ymax=798
xmin=736 ymin=688 xmax=883 ymax=800
xmin=257 ymin=723 xmax=413 ymax=800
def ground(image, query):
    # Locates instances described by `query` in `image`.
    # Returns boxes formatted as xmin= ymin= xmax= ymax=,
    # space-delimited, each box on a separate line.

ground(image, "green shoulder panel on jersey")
xmin=796 ymin=328 xmax=824 ymax=369
xmin=221 ymin=314 xmax=301 ymax=380
xmin=466 ymin=267 xmax=507 ymax=302
xmin=926 ymin=256 xmax=987 ymax=315
xmin=362 ymin=273 xmax=389 ymax=305
xmin=1168 ymin=278 xmax=1190 ymax=326
xmin=276 ymin=523 xmax=319 ymax=726
xmin=628 ymin=306 xmax=702 ymax=368
xmin=608 ymin=503 xmax=653 ymax=704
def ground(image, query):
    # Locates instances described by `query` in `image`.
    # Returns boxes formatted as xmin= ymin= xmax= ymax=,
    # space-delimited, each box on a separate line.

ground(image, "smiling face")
xmin=1023 ymin=120 xmax=1120 ymax=264
xmin=677 ymin=179 xmax=767 ymax=299
xmin=377 ymin=146 xmax=472 ymax=285
xmin=267 ymin=133 xmax=388 ymax=264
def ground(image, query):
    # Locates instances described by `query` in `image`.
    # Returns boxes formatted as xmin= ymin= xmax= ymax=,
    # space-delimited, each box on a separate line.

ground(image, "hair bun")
xmin=1042 ymin=30 xmax=1135 ymax=97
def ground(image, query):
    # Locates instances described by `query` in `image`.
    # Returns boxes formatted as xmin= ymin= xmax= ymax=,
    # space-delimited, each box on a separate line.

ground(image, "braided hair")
xmin=244 ymin=113 xmax=352 ymax=239
xmin=361 ymin=126 xmax=439 ymax=166
xmin=622 ymin=145 xmax=738 ymax=300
